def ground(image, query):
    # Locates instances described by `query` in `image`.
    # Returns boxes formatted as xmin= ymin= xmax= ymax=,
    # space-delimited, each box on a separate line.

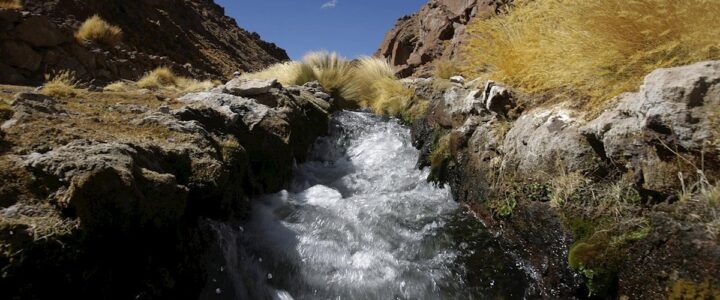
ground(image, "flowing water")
xmin=203 ymin=111 xmax=530 ymax=300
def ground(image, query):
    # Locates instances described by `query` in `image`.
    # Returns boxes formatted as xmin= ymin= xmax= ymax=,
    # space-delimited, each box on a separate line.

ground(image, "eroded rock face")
xmin=376 ymin=0 xmax=512 ymax=77
xmin=0 ymin=80 xmax=332 ymax=298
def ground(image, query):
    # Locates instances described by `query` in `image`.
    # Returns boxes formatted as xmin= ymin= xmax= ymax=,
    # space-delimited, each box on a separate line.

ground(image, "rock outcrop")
xmin=406 ymin=61 xmax=720 ymax=298
xmin=0 ymin=0 xmax=288 ymax=85
xmin=0 ymin=79 xmax=332 ymax=298
xmin=376 ymin=0 xmax=511 ymax=77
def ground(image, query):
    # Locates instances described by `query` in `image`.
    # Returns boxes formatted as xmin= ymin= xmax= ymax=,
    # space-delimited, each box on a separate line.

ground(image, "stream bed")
xmin=203 ymin=111 xmax=530 ymax=299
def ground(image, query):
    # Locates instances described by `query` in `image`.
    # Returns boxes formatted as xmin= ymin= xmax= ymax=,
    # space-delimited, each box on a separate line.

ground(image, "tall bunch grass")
xmin=75 ymin=15 xmax=123 ymax=47
xmin=243 ymin=51 xmax=413 ymax=115
xmin=0 ymin=0 xmax=22 ymax=9
xmin=41 ymin=71 xmax=79 ymax=98
xmin=462 ymin=0 xmax=720 ymax=106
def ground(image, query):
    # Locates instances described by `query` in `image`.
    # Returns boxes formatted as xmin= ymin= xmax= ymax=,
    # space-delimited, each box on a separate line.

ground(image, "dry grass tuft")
xmin=433 ymin=59 xmax=461 ymax=80
xmin=0 ymin=0 xmax=22 ymax=9
xmin=462 ymin=0 xmax=720 ymax=106
xmin=41 ymin=71 xmax=79 ymax=98
xmin=241 ymin=61 xmax=317 ymax=86
xmin=137 ymin=67 xmax=214 ymax=93
xmin=243 ymin=51 xmax=413 ymax=116
xmin=75 ymin=15 xmax=123 ymax=47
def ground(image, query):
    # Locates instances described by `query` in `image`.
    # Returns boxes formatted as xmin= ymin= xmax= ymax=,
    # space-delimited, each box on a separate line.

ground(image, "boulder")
xmin=1 ymin=40 xmax=41 ymax=71
xmin=24 ymin=141 xmax=189 ymax=233
xmin=224 ymin=78 xmax=280 ymax=97
xmin=481 ymin=81 xmax=515 ymax=116
xmin=503 ymin=107 xmax=597 ymax=175
xmin=14 ymin=15 xmax=67 ymax=47
xmin=582 ymin=60 xmax=720 ymax=166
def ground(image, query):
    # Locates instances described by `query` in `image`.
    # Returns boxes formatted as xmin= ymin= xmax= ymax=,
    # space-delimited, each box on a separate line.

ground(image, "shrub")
xmin=433 ymin=59 xmax=460 ymax=80
xmin=75 ymin=15 xmax=123 ymax=47
xmin=41 ymin=71 xmax=79 ymax=98
xmin=137 ymin=67 xmax=214 ymax=93
xmin=462 ymin=0 xmax=720 ymax=106
xmin=0 ymin=0 xmax=22 ymax=9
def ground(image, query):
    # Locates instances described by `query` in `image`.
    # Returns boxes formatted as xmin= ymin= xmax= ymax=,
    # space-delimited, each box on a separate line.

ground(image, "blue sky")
xmin=216 ymin=0 xmax=427 ymax=60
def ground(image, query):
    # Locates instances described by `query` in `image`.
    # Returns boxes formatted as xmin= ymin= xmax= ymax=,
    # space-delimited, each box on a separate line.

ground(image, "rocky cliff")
xmin=1 ymin=0 xmax=288 ymax=85
xmin=0 ymin=79 xmax=333 ymax=298
xmin=403 ymin=61 xmax=720 ymax=298
xmin=376 ymin=0 xmax=510 ymax=77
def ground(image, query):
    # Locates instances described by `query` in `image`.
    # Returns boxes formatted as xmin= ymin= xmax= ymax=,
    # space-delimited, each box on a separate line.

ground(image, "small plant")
xmin=75 ymin=15 xmax=123 ymax=47
xmin=433 ymin=59 xmax=460 ymax=80
xmin=219 ymin=137 xmax=243 ymax=162
xmin=0 ymin=0 xmax=22 ymax=9
xmin=550 ymin=172 xmax=586 ymax=207
xmin=401 ymin=99 xmax=429 ymax=124
xmin=136 ymin=67 xmax=214 ymax=92
xmin=41 ymin=71 xmax=79 ymax=98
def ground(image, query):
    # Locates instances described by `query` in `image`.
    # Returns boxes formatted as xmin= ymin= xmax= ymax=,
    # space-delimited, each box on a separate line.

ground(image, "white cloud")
xmin=321 ymin=0 xmax=338 ymax=9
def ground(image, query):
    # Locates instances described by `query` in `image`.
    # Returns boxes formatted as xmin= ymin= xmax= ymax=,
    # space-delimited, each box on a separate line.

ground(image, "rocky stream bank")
xmin=405 ymin=61 xmax=720 ymax=299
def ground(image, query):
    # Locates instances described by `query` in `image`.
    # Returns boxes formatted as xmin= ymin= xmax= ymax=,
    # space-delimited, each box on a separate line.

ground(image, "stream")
xmin=202 ymin=111 xmax=530 ymax=300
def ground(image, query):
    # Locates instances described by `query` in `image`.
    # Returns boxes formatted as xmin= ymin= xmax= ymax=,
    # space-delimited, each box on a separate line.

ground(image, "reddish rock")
xmin=1 ymin=40 xmax=41 ymax=71
xmin=377 ymin=0 xmax=511 ymax=77
xmin=14 ymin=15 xmax=67 ymax=47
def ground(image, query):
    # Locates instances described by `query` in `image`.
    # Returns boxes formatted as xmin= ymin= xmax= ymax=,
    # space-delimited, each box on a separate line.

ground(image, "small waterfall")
xmin=203 ymin=111 xmax=529 ymax=300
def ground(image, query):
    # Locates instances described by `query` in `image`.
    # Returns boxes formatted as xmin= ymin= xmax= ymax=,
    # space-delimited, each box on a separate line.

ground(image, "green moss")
xmin=400 ymin=99 xmax=429 ymax=124
xmin=566 ymin=217 xmax=598 ymax=241
xmin=428 ymin=132 xmax=452 ymax=185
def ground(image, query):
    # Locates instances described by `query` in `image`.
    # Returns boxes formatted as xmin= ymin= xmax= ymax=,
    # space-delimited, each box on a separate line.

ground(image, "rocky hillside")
xmin=376 ymin=0 xmax=510 ymax=77
xmin=1 ymin=0 xmax=288 ymax=85
xmin=402 ymin=61 xmax=720 ymax=298
xmin=0 ymin=79 xmax=333 ymax=298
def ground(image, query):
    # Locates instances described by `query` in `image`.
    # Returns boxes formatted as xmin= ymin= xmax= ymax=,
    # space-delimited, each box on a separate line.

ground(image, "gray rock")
xmin=24 ymin=140 xmax=189 ymax=232
xmin=481 ymin=81 xmax=515 ymax=116
xmin=582 ymin=60 xmax=720 ymax=164
xmin=177 ymin=92 xmax=271 ymax=130
xmin=14 ymin=15 xmax=67 ymax=47
xmin=450 ymin=76 xmax=465 ymax=84
xmin=224 ymin=78 xmax=280 ymax=97
xmin=503 ymin=108 xmax=596 ymax=174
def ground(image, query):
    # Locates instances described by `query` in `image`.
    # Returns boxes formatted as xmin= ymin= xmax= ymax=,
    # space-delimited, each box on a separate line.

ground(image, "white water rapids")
xmin=202 ymin=111 xmax=528 ymax=300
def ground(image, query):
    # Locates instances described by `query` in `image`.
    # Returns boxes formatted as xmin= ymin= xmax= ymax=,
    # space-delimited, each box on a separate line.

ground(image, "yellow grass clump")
xmin=241 ymin=61 xmax=317 ymax=86
xmin=433 ymin=59 xmax=461 ymax=80
xmin=0 ymin=0 xmax=22 ymax=9
xmin=41 ymin=71 xmax=79 ymax=98
xmin=75 ymin=15 xmax=123 ymax=47
xmin=136 ymin=67 xmax=214 ymax=93
xmin=462 ymin=0 xmax=720 ymax=107
xmin=243 ymin=51 xmax=414 ymax=116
